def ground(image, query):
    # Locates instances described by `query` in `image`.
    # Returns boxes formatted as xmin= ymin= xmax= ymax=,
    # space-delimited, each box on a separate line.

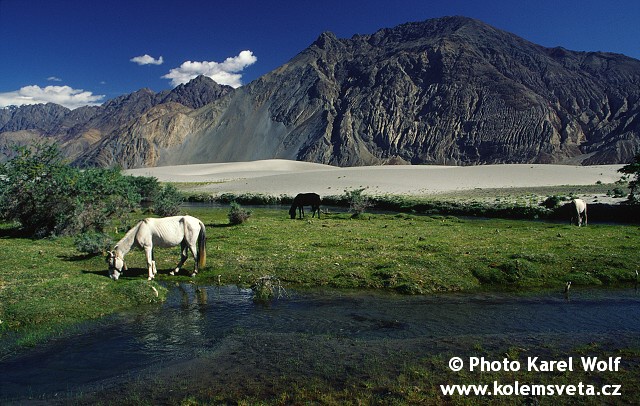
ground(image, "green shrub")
xmin=228 ymin=201 xmax=251 ymax=225
xmin=74 ymin=232 xmax=114 ymax=255
xmin=0 ymin=143 xmax=167 ymax=237
xmin=0 ymin=143 xmax=79 ymax=236
xmin=612 ymin=187 xmax=626 ymax=198
xmin=128 ymin=176 xmax=161 ymax=203
xmin=251 ymin=275 xmax=285 ymax=302
xmin=345 ymin=188 xmax=371 ymax=218
xmin=154 ymin=184 xmax=183 ymax=216
xmin=541 ymin=195 xmax=566 ymax=209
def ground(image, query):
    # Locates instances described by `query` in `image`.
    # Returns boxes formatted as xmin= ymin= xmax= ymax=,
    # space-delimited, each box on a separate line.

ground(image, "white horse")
xmin=106 ymin=215 xmax=206 ymax=281
xmin=570 ymin=198 xmax=588 ymax=226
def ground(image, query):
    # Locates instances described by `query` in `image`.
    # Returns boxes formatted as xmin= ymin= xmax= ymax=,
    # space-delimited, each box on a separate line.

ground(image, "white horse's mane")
xmin=114 ymin=221 xmax=142 ymax=256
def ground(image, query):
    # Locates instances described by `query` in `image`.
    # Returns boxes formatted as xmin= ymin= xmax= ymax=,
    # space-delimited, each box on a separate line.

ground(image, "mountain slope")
xmin=142 ymin=16 xmax=640 ymax=167
xmin=3 ymin=17 xmax=640 ymax=168
xmin=0 ymin=76 xmax=233 ymax=164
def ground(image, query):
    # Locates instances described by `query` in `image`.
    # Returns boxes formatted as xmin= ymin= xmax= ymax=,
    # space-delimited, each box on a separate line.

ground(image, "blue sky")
xmin=1 ymin=0 xmax=639 ymax=109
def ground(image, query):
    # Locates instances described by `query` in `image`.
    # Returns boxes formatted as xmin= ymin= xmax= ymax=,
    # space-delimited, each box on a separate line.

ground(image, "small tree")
xmin=128 ymin=175 xmax=161 ymax=203
xmin=618 ymin=154 xmax=640 ymax=203
xmin=345 ymin=188 xmax=371 ymax=218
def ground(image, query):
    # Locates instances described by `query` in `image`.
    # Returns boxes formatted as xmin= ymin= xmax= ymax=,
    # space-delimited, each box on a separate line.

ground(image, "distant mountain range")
xmin=2 ymin=16 xmax=639 ymax=168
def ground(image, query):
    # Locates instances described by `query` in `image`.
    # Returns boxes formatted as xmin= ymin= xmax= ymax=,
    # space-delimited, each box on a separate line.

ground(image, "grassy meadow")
xmin=196 ymin=207 xmax=640 ymax=292
xmin=0 ymin=222 xmax=168 ymax=355
xmin=2 ymin=205 xmax=640 ymax=354
xmin=2 ymin=204 xmax=640 ymax=404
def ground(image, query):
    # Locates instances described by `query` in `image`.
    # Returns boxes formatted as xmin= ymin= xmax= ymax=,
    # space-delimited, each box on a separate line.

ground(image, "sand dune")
xmin=124 ymin=160 xmax=624 ymax=198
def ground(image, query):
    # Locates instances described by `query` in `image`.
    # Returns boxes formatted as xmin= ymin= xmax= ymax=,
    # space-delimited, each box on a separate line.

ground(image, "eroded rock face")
xmin=3 ymin=17 xmax=640 ymax=168
xmin=160 ymin=16 xmax=640 ymax=167
xmin=257 ymin=17 xmax=640 ymax=166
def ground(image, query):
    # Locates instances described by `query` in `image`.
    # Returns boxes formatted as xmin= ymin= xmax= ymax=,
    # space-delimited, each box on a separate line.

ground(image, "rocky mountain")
xmin=0 ymin=76 xmax=233 ymax=162
xmin=3 ymin=16 xmax=640 ymax=168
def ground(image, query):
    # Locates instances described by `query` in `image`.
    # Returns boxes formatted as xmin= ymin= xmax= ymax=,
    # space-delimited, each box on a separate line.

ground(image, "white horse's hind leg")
xmin=170 ymin=243 xmax=189 ymax=276
xmin=189 ymin=243 xmax=199 ymax=277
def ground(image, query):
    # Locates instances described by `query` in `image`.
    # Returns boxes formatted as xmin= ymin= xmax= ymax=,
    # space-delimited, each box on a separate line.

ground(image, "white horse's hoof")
xmin=148 ymin=277 xmax=153 ymax=281
xmin=190 ymin=273 xmax=196 ymax=278
xmin=169 ymin=271 xmax=175 ymax=276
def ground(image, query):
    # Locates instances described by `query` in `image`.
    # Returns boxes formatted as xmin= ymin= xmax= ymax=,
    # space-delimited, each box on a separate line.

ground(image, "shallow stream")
xmin=1 ymin=285 xmax=639 ymax=402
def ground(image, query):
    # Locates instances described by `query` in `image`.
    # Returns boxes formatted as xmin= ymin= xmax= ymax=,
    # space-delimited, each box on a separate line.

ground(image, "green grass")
xmin=184 ymin=208 xmax=639 ymax=293
xmin=2 ymin=207 xmax=640 ymax=352
xmin=0 ymin=221 xmax=167 ymax=355
xmin=3 ymin=207 xmax=640 ymax=403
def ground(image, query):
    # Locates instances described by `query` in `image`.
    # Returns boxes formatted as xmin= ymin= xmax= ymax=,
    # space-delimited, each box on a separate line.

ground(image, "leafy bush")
xmin=0 ymin=144 xmax=82 ymax=236
xmin=74 ymin=232 xmax=114 ymax=255
xmin=153 ymin=184 xmax=183 ymax=216
xmin=72 ymin=167 xmax=141 ymax=232
xmin=0 ymin=143 xmax=166 ymax=237
xmin=228 ymin=201 xmax=251 ymax=225
xmin=541 ymin=195 xmax=566 ymax=209
xmin=612 ymin=187 xmax=626 ymax=198
xmin=128 ymin=175 xmax=161 ymax=203
xmin=345 ymin=188 xmax=371 ymax=218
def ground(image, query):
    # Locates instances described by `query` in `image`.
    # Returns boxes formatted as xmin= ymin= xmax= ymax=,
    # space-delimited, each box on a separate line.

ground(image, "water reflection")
xmin=0 ymin=285 xmax=639 ymax=401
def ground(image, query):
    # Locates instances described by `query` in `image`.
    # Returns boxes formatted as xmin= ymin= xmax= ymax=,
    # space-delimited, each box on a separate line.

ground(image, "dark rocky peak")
xmin=312 ymin=31 xmax=341 ymax=49
xmin=0 ymin=103 xmax=70 ymax=133
xmin=159 ymin=75 xmax=234 ymax=109
xmin=363 ymin=16 xmax=479 ymax=46
xmin=102 ymin=88 xmax=156 ymax=111
xmin=0 ymin=106 xmax=18 ymax=129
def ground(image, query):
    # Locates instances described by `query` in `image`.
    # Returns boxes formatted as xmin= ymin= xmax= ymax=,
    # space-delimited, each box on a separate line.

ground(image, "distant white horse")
xmin=106 ymin=215 xmax=206 ymax=281
xmin=570 ymin=198 xmax=588 ymax=226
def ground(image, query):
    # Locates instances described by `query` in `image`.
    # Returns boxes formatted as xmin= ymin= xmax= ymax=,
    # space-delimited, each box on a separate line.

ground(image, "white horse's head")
xmin=106 ymin=249 xmax=126 ymax=280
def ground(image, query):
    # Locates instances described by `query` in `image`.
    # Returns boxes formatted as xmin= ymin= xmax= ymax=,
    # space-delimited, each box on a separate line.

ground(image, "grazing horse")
xmin=570 ymin=198 xmax=588 ymax=226
xmin=289 ymin=193 xmax=321 ymax=219
xmin=106 ymin=215 xmax=206 ymax=280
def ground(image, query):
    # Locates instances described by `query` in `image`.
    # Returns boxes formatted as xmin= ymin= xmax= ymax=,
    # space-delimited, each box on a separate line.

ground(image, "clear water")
xmin=1 ymin=285 xmax=639 ymax=402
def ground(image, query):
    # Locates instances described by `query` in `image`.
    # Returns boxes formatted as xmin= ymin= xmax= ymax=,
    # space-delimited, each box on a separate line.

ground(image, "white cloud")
xmin=130 ymin=54 xmax=164 ymax=65
xmin=47 ymin=76 xmax=62 ymax=82
xmin=162 ymin=50 xmax=257 ymax=88
xmin=0 ymin=85 xmax=105 ymax=110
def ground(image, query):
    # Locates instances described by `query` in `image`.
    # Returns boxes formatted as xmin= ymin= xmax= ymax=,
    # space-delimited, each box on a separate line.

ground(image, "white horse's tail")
xmin=197 ymin=221 xmax=206 ymax=270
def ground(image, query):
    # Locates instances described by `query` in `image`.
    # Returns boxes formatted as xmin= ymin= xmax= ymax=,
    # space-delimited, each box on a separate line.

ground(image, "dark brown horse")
xmin=289 ymin=193 xmax=321 ymax=219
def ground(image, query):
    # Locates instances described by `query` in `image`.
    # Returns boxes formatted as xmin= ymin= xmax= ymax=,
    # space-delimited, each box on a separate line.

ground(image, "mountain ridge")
xmin=2 ymin=16 xmax=639 ymax=168
xmin=0 ymin=76 xmax=233 ymax=162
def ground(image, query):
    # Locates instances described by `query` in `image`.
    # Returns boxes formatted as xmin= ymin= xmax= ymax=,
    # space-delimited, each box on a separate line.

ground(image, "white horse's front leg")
xmin=145 ymin=247 xmax=155 ymax=280
xmin=147 ymin=261 xmax=156 ymax=280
